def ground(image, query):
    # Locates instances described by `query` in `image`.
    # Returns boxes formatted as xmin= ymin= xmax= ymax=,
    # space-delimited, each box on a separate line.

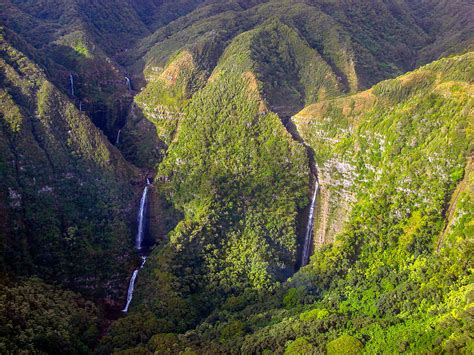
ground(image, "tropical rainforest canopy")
xmin=0 ymin=0 xmax=472 ymax=353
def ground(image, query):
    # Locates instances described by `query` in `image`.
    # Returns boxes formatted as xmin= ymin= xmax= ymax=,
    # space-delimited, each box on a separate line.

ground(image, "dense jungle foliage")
xmin=100 ymin=52 xmax=474 ymax=354
xmin=0 ymin=0 xmax=472 ymax=353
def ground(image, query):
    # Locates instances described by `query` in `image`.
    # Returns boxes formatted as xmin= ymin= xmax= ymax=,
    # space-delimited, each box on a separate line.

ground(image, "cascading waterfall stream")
xmin=125 ymin=76 xmax=132 ymax=91
xmin=69 ymin=73 xmax=75 ymax=97
xmin=122 ymin=178 xmax=151 ymax=313
xmin=284 ymin=116 xmax=321 ymax=268
xmin=122 ymin=270 xmax=138 ymax=313
xmin=136 ymin=180 xmax=150 ymax=250
xmin=122 ymin=256 xmax=147 ymax=313
xmin=301 ymin=179 xmax=319 ymax=266
xmin=116 ymin=129 xmax=121 ymax=145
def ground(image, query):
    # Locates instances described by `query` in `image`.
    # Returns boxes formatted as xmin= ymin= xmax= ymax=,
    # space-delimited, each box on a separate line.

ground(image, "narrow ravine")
xmin=301 ymin=179 xmax=319 ymax=266
xmin=122 ymin=177 xmax=152 ymax=312
xmin=284 ymin=117 xmax=320 ymax=267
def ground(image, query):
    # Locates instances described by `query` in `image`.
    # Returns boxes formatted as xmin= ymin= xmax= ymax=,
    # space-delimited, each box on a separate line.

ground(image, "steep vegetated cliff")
xmin=0 ymin=28 xmax=139 ymax=296
xmin=125 ymin=0 xmax=473 ymax=167
xmin=104 ymin=52 xmax=473 ymax=355
xmin=0 ymin=0 xmax=472 ymax=353
xmin=294 ymin=53 xmax=473 ymax=247
xmin=0 ymin=28 xmax=143 ymax=352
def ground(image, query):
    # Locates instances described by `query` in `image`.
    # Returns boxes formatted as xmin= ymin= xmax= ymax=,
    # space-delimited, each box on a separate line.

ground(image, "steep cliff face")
xmin=293 ymin=52 xmax=473 ymax=251
xmin=96 ymin=52 xmax=473 ymax=355
xmin=125 ymin=49 xmax=208 ymax=168
xmin=437 ymin=156 xmax=473 ymax=251
xmin=293 ymin=90 xmax=376 ymax=245
xmin=0 ymin=1 xmax=473 ymax=353
xmin=0 ymin=29 xmax=139 ymax=299
xmin=123 ymin=0 xmax=473 ymax=174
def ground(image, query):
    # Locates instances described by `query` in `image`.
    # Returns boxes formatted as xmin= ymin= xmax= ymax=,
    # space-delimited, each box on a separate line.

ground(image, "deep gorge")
xmin=0 ymin=1 xmax=472 ymax=353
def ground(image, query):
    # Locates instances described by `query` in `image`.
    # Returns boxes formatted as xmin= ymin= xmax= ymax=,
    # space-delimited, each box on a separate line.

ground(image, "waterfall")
xmin=122 ymin=269 xmax=138 ymax=313
xmin=79 ymin=101 xmax=82 ymax=112
xmin=69 ymin=74 xmax=75 ymax=96
xmin=116 ymin=129 xmax=121 ymax=145
xmin=122 ymin=178 xmax=152 ymax=313
xmin=301 ymin=179 xmax=319 ymax=266
xmin=136 ymin=180 xmax=151 ymax=250
xmin=125 ymin=76 xmax=132 ymax=91
xmin=122 ymin=256 xmax=147 ymax=313
xmin=140 ymin=255 xmax=147 ymax=268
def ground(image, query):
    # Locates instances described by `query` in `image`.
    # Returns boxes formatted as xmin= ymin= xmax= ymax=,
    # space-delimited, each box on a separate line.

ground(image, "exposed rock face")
xmin=293 ymin=53 xmax=473 ymax=249
xmin=314 ymin=160 xmax=357 ymax=245
xmin=292 ymin=92 xmax=374 ymax=246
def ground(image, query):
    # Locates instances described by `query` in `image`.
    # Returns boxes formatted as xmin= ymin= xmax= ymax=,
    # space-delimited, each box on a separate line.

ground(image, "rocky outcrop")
xmin=293 ymin=53 xmax=473 ymax=250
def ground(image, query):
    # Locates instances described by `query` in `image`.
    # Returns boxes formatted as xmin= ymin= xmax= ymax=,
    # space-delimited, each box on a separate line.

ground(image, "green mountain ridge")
xmin=0 ymin=1 xmax=472 ymax=353
xmin=100 ymin=51 xmax=473 ymax=354
xmin=0 ymin=27 xmax=139 ymax=298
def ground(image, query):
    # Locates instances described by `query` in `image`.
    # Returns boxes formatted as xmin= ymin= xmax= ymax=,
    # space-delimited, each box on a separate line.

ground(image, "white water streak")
xmin=136 ymin=184 xmax=149 ymax=250
xmin=301 ymin=179 xmax=319 ymax=266
xmin=69 ymin=74 xmax=75 ymax=96
xmin=116 ymin=129 xmax=121 ymax=145
xmin=122 ymin=178 xmax=152 ymax=312
xmin=122 ymin=269 xmax=138 ymax=312
xmin=125 ymin=77 xmax=132 ymax=91
xmin=140 ymin=256 xmax=147 ymax=268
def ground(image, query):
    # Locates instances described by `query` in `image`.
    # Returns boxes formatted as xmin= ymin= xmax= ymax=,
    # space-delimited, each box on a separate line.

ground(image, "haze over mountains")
xmin=0 ymin=0 xmax=473 ymax=353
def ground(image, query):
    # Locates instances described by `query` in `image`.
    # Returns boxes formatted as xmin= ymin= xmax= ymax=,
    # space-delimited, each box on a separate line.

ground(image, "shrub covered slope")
xmin=0 ymin=1 xmax=472 ymax=353
xmin=103 ymin=52 xmax=473 ymax=354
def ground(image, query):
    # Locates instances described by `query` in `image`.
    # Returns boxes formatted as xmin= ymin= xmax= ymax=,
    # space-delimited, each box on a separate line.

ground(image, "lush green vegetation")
xmin=128 ymin=0 xmax=473 ymax=173
xmin=99 ymin=66 xmax=310 ymax=353
xmin=0 ymin=28 xmax=139 ymax=301
xmin=103 ymin=53 xmax=473 ymax=353
xmin=0 ymin=1 xmax=473 ymax=354
xmin=0 ymin=278 xmax=100 ymax=354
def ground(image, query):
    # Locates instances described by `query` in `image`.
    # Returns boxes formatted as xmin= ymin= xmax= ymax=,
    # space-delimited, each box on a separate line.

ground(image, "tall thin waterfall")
xmin=79 ymin=101 xmax=82 ymax=112
xmin=136 ymin=179 xmax=151 ymax=250
xmin=301 ymin=179 xmax=319 ymax=266
xmin=69 ymin=74 xmax=75 ymax=96
xmin=122 ymin=179 xmax=152 ymax=313
xmin=116 ymin=129 xmax=121 ymax=145
xmin=125 ymin=77 xmax=132 ymax=91
xmin=122 ymin=269 xmax=139 ymax=313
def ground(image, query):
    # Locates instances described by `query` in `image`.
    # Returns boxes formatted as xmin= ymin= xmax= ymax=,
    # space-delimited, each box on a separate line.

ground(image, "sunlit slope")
xmin=0 ymin=28 xmax=139 ymax=298
xmin=102 ymin=52 xmax=474 ymax=354
xmin=294 ymin=52 xmax=473 ymax=248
